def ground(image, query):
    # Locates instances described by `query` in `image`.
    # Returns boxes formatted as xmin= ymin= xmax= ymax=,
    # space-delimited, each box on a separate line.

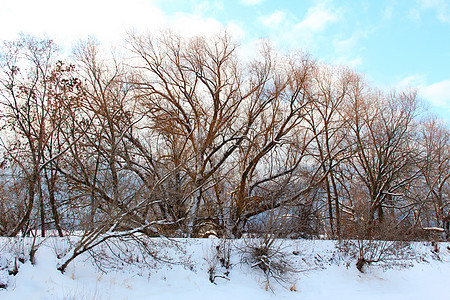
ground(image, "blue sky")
xmin=1 ymin=0 xmax=449 ymax=120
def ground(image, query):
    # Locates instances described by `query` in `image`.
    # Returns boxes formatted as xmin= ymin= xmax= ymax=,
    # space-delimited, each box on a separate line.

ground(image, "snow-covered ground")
xmin=1 ymin=237 xmax=449 ymax=299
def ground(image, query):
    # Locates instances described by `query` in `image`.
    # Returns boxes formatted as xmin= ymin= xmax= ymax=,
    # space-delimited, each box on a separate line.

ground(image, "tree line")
xmin=0 ymin=32 xmax=448 ymax=241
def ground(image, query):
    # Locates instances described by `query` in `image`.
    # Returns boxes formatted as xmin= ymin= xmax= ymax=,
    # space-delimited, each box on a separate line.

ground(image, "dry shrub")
xmin=239 ymin=234 xmax=297 ymax=291
xmin=336 ymin=239 xmax=415 ymax=272
xmin=337 ymin=214 xmax=417 ymax=272
xmin=86 ymin=235 xmax=191 ymax=275
xmin=205 ymin=239 xmax=233 ymax=284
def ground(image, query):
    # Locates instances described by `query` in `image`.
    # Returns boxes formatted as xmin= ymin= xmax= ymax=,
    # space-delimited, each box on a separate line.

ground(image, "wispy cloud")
xmin=332 ymin=33 xmax=365 ymax=67
xmin=294 ymin=3 xmax=339 ymax=33
xmin=411 ymin=0 xmax=450 ymax=23
xmin=256 ymin=1 xmax=343 ymax=56
xmin=240 ymin=0 xmax=264 ymax=6
xmin=398 ymin=75 xmax=450 ymax=110
xmin=397 ymin=75 xmax=426 ymax=88
xmin=171 ymin=13 xmax=223 ymax=37
xmin=420 ymin=80 xmax=450 ymax=107
xmin=260 ymin=10 xmax=286 ymax=27
xmin=193 ymin=0 xmax=224 ymax=15
xmin=383 ymin=4 xmax=395 ymax=20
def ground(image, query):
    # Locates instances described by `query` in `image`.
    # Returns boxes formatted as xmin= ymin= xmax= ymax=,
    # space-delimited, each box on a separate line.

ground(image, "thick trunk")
xmin=366 ymin=202 xmax=383 ymax=238
xmin=365 ymin=203 xmax=377 ymax=238
xmin=186 ymin=187 xmax=202 ymax=236
xmin=377 ymin=204 xmax=384 ymax=224
xmin=230 ymin=217 xmax=246 ymax=238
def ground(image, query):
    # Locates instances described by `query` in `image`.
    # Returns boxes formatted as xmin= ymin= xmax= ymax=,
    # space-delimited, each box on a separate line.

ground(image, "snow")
xmin=1 ymin=238 xmax=449 ymax=299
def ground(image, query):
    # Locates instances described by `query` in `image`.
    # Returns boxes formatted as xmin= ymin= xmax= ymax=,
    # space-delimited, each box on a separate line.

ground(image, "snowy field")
xmin=1 ymin=237 xmax=449 ymax=300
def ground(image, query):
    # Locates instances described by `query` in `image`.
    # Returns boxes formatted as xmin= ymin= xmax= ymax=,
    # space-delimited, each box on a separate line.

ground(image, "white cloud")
xmin=250 ymin=2 xmax=342 ymax=55
xmin=0 ymin=0 xmax=167 ymax=50
xmin=397 ymin=75 xmax=450 ymax=110
xmin=258 ymin=2 xmax=341 ymax=50
xmin=331 ymin=33 xmax=366 ymax=67
xmin=171 ymin=13 xmax=223 ymax=37
xmin=294 ymin=3 xmax=339 ymax=33
xmin=333 ymin=56 xmax=363 ymax=68
xmin=397 ymin=75 xmax=427 ymax=88
xmin=236 ymin=38 xmax=261 ymax=63
xmin=258 ymin=2 xmax=340 ymax=36
xmin=170 ymin=12 xmax=245 ymax=39
xmin=240 ymin=0 xmax=264 ymax=6
xmin=225 ymin=21 xmax=246 ymax=40
xmin=260 ymin=10 xmax=286 ymax=28
xmin=333 ymin=36 xmax=358 ymax=53
xmin=0 ymin=0 xmax=244 ymax=51
xmin=419 ymin=80 xmax=450 ymax=107
xmin=192 ymin=0 xmax=224 ymax=16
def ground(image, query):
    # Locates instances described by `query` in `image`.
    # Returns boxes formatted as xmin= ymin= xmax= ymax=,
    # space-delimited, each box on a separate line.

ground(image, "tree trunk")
xmin=330 ymin=169 xmax=340 ymax=237
xmin=38 ymin=175 xmax=45 ymax=237
xmin=45 ymin=169 xmax=63 ymax=237
xmin=9 ymin=172 xmax=38 ymax=237
xmin=324 ymin=175 xmax=335 ymax=237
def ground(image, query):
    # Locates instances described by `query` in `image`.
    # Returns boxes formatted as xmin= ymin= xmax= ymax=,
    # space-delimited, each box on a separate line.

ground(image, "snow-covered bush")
xmin=81 ymin=235 xmax=194 ymax=277
xmin=239 ymin=235 xmax=297 ymax=291
xmin=204 ymin=239 xmax=233 ymax=284
xmin=336 ymin=239 xmax=415 ymax=273
xmin=0 ymin=236 xmax=44 ymax=289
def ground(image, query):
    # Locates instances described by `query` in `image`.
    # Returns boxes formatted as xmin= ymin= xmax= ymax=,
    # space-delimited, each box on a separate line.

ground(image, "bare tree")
xmin=128 ymin=33 xmax=292 ymax=236
xmin=53 ymin=40 xmax=186 ymax=272
xmin=344 ymin=82 xmax=422 ymax=236
xmin=416 ymin=117 xmax=450 ymax=233
xmin=228 ymin=50 xmax=318 ymax=237
xmin=0 ymin=36 xmax=80 ymax=236
xmin=0 ymin=31 xmax=444 ymax=246
xmin=304 ymin=65 xmax=354 ymax=237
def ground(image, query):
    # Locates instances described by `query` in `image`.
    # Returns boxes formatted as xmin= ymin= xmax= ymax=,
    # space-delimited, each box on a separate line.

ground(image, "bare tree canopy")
xmin=0 ymin=32 xmax=448 ymax=257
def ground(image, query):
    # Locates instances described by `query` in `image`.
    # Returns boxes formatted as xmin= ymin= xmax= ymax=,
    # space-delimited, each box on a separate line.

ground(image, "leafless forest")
xmin=0 ymin=32 xmax=448 ymax=255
